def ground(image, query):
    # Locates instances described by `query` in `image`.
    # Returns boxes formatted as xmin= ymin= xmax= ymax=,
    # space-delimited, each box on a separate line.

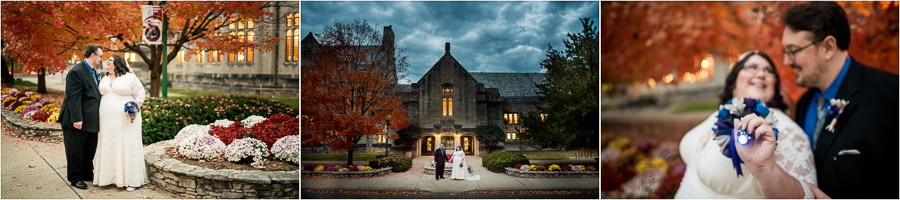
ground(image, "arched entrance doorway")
xmin=420 ymin=136 xmax=435 ymax=155
xmin=461 ymin=136 xmax=475 ymax=155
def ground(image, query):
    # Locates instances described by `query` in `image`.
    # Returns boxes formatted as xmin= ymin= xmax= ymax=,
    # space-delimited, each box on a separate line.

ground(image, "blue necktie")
xmin=86 ymin=65 xmax=98 ymax=86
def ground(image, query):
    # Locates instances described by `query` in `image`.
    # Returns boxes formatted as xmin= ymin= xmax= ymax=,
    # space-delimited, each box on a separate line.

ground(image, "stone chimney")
xmin=445 ymin=42 xmax=450 ymax=55
xmin=382 ymin=25 xmax=394 ymax=51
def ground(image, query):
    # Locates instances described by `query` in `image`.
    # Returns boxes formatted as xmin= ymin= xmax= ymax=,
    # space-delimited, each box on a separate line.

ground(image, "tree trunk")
xmin=148 ymin=60 xmax=161 ymax=97
xmin=36 ymin=67 xmax=46 ymax=93
xmin=347 ymin=145 xmax=356 ymax=167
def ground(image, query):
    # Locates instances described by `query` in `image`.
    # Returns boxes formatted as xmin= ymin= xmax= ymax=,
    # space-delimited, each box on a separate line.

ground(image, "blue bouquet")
xmin=712 ymin=97 xmax=779 ymax=177
xmin=124 ymin=101 xmax=140 ymax=123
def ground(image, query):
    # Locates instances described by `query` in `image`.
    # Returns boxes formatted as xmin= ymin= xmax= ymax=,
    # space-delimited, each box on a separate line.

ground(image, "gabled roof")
xmin=469 ymin=72 xmax=546 ymax=97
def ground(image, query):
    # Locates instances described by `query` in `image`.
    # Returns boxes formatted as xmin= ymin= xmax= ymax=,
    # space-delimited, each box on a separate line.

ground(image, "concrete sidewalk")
xmin=0 ymin=123 xmax=178 ymax=199
xmin=16 ymin=74 xmax=184 ymax=97
xmin=301 ymin=156 xmax=599 ymax=193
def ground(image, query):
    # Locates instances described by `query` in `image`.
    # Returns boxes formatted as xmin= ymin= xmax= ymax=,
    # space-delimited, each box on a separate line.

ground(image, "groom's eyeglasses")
xmin=783 ymin=41 xmax=818 ymax=61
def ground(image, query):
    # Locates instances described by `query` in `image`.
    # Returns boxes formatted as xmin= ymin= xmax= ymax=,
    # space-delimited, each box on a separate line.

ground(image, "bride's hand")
xmin=732 ymin=113 xmax=777 ymax=171
xmin=129 ymin=114 xmax=136 ymax=120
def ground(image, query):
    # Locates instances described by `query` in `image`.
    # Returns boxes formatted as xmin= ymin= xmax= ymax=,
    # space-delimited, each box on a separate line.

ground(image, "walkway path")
xmin=300 ymin=156 xmax=598 ymax=193
xmin=1 ymin=123 xmax=178 ymax=199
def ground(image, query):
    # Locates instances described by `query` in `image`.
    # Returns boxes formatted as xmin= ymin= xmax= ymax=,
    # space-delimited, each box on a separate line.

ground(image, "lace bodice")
xmin=98 ymin=73 xmax=145 ymax=102
xmin=678 ymin=109 xmax=817 ymax=198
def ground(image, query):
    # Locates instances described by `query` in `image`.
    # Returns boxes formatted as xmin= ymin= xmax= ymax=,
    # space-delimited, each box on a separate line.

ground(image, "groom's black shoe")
xmin=71 ymin=181 xmax=87 ymax=189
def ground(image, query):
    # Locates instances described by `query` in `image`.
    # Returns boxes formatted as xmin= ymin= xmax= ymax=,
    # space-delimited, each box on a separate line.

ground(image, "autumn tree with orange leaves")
xmin=301 ymin=20 xmax=411 ymax=166
xmin=1 ymin=1 xmax=288 ymax=96
xmin=601 ymin=1 xmax=897 ymax=103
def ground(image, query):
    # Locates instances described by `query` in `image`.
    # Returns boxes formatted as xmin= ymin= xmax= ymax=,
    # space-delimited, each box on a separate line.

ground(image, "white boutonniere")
xmin=825 ymin=99 xmax=850 ymax=132
xmin=724 ymin=97 xmax=746 ymax=116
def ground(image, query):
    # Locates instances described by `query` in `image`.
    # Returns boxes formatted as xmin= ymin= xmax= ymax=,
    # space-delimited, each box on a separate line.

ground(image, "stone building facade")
xmin=163 ymin=1 xmax=299 ymax=97
xmin=400 ymin=42 xmax=546 ymax=157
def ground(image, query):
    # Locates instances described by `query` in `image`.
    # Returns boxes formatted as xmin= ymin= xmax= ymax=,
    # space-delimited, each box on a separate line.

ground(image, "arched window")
xmin=292 ymin=28 xmax=299 ymax=62
xmin=228 ymin=32 xmax=236 ymax=62
xmin=294 ymin=12 xmax=299 ymax=26
xmin=442 ymin=97 xmax=453 ymax=116
xmin=285 ymin=29 xmax=292 ymax=62
xmin=247 ymin=31 xmax=255 ymax=62
xmin=237 ymin=31 xmax=245 ymax=62
xmin=286 ymin=13 xmax=293 ymax=27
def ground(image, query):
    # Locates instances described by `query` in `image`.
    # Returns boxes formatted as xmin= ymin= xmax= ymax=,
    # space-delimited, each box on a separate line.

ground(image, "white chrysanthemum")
xmin=271 ymin=135 xmax=299 ymax=164
xmin=520 ymin=165 xmax=530 ymax=171
xmin=174 ymin=124 xmax=211 ymax=145
xmin=23 ymin=110 xmax=37 ymax=119
xmin=241 ymin=115 xmax=267 ymax=128
xmin=225 ymin=138 xmax=270 ymax=168
xmin=209 ymin=119 xmax=234 ymax=128
xmin=177 ymin=134 xmax=226 ymax=160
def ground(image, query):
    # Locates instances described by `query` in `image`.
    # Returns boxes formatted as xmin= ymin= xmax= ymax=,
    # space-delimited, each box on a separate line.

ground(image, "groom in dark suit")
xmin=433 ymin=143 xmax=447 ymax=180
xmin=782 ymin=2 xmax=898 ymax=198
xmin=59 ymin=44 xmax=103 ymax=190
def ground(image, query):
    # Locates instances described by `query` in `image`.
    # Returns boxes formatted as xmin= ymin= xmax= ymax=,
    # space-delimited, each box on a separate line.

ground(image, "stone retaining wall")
xmin=300 ymin=167 xmax=392 ymax=178
xmin=0 ymin=109 xmax=63 ymax=141
xmin=504 ymin=167 xmax=599 ymax=178
xmin=145 ymin=140 xmax=299 ymax=199
xmin=424 ymin=163 xmax=470 ymax=176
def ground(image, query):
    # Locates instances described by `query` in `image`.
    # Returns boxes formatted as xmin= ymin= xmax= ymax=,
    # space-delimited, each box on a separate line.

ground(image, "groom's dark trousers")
xmin=59 ymin=61 xmax=101 ymax=183
xmin=794 ymin=58 xmax=898 ymax=198
xmin=433 ymin=148 xmax=446 ymax=179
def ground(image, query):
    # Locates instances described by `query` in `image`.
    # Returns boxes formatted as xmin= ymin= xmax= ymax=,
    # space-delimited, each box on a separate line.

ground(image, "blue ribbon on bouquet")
xmin=712 ymin=97 xmax=779 ymax=177
xmin=124 ymin=101 xmax=140 ymax=123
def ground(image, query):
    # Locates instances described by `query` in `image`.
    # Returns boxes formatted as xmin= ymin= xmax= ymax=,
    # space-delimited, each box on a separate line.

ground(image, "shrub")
xmin=368 ymin=155 xmax=412 ymax=172
xmin=141 ymin=96 xmax=297 ymax=145
xmin=224 ymin=138 xmax=269 ymax=168
xmin=513 ymin=163 xmax=523 ymax=169
xmin=39 ymin=103 xmax=59 ymax=113
xmin=22 ymin=105 xmax=40 ymax=115
xmin=481 ymin=152 xmax=530 ymax=173
xmin=209 ymin=121 xmax=249 ymax=145
xmin=174 ymin=124 xmax=212 ymax=145
xmin=14 ymin=105 xmax=27 ymax=114
xmin=250 ymin=113 xmax=299 ymax=147
xmin=562 ymin=164 xmax=572 ymax=171
xmin=240 ymin=115 xmax=267 ymax=128
xmin=271 ymin=135 xmax=299 ymax=164
xmin=177 ymin=134 xmax=227 ymax=160
xmin=7 ymin=101 xmax=22 ymax=110
xmin=47 ymin=112 xmax=60 ymax=123
xmin=549 ymin=164 xmax=561 ymax=171
xmin=2 ymin=96 xmax=15 ymax=106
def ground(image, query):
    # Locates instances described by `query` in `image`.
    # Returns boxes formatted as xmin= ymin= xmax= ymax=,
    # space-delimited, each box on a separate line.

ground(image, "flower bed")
xmin=1 ymin=86 xmax=62 ymax=125
xmin=423 ymin=160 xmax=470 ymax=176
xmin=600 ymin=136 xmax=685 ymax=198
xmin=503 ymin=163 xmax=599 ymax=178
xmin=300 ymin=164 xmax=392 ymax=178
xmin=141 ymin=96 xmax=297 ymax=144
xmin=172 ymin=115 xmax=299 ymax=168
xmin=145 ymin=139 xmax=298 ymax=199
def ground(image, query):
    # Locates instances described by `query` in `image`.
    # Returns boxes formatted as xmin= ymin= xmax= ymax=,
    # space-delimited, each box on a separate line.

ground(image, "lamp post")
xmin=384 ymin=115 xmax=391 ymax=157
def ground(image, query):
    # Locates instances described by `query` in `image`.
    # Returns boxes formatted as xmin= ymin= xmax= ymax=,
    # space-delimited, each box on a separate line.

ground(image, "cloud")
xmin=301 ymin=1 xmax=599 ymax=83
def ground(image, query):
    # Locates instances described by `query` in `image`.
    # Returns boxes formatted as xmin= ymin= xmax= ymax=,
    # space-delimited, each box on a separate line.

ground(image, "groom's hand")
xmin=73 ymin=121 xmax=83 ymax=130
xmin=732 ymin=114 xmax=777 ymax=171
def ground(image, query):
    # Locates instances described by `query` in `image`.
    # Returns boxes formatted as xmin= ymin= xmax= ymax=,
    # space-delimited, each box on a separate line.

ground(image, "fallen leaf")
xmin=28 ymin=165 xmax=35 ymax=168
xmin=16 ymin=184 xmax=22 ymax=186
xmin=107 ymin=194 xmax=112 ymax=196
xmin=11 ymin=176 xmax=16 ymax=178
xmin=9 ymin=188 xmax=14 ymax=191
xmin=35 ymin=187 xmax=41 ymax=189
xmin=27 ymin=172 xmax=34 ymax=175
xmin=89 ymin=190 xmax=98 ymax=194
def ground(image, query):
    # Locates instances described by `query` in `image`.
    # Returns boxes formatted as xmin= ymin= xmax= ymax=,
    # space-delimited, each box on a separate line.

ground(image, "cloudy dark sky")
xmin=301 ymin=1 xmax=599 ymax=84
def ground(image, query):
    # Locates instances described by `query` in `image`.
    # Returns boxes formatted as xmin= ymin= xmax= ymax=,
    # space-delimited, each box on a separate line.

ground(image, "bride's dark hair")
xmin=719 ymin=51 xmax=788 ymax=110
xmin=109 ymin=54 xmax=130 ymax=77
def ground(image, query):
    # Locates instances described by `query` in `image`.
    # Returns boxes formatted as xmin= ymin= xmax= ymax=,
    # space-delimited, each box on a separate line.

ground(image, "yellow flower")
xmin=47 ymin=113 xmax=60 ymax=123
xmin=549 ymin=164 xmax=561 ymax=171
xmin=607 ymin=137 xmax=631 ymax=150
xmin=314 ymin=165 xmax=325 ymax=171
xmin=529 ymin=165 xmax=537 ymax=170
xmin=14 ymin=105 xmax=27 ymax=113
xmin=362 ymin=166 xmax=372 ymax=171
xmin=634 ymin=157 xmax=668 ymax=173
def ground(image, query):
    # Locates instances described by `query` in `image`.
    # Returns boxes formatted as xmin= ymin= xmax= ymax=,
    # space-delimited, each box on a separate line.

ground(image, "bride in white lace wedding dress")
xmin=92 ymin=55 xmax=149 ymax=191
xmin=674 ymin=51 xmax=817 ymax=198
xmin=450 ymin=146 xmax=480 ymax=181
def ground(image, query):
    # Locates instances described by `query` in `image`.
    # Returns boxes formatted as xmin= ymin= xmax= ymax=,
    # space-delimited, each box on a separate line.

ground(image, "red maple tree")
xmin=1 ymin=1 xmax=286 ymax=96
xmin=301 ymin=20 xmax=411 ymax=166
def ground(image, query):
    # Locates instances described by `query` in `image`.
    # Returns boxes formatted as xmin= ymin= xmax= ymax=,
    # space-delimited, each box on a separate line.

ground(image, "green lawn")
xmin=523 ymin=151 xmax=580 ymax=160
xmin=301 ymin=152 xmax=390 ymax=161
xmin=7 ymin=79 xmax=65 ymax=95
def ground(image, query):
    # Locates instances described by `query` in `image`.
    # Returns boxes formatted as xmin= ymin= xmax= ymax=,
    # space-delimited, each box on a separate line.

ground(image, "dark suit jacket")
xmin=794 ymin=58 xmax=898 ymax=198
xmin=59 ymin=61 xmax=101 ymax=133
xmin=433 ymin=148 xmax=446 ymax=164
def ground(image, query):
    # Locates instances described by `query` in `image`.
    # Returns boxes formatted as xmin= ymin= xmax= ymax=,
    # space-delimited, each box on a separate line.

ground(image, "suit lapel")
xmin=813 ymin=60 xmax=863 ymax=164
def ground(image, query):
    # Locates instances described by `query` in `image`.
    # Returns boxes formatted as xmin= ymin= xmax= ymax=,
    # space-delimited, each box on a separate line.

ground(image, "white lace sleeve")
xmin=771 ymin=111 xmax=817 ymax=199
xmin=130 ymin=74 xmax=146 ymax=103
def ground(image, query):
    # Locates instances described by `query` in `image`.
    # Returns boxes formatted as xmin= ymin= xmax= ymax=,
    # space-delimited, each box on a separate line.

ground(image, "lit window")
xmin=504 ymin=113 xmax=519 ymax=124
xmin=506 ymin=132 xmax=517 ymax=140
xmin=294 ymin=12 xmax=299 ymax=26
xmin=286 ymin=29 xmax=292 ymax=62
xmin=293 ymin=28 xmax=299 ymax=62
xmin=237 ymin=19 xmax=244 ymax=29
xmin=442 ymin=97 xmax=453 ymax=116
xmin=229 ymin=17 xmax=236 ymax=29
xmin=228 ymin=32 xmax=236 ymax=62
xmin=247 ymin=19 xmax=254 ymax=29
xmin=540 ymin=113 xmax=548 ymax=122
xmin=286 ymin=13 xmax=293 ymax=27
xmin=247 ymin=31 xmax=254 ymax=62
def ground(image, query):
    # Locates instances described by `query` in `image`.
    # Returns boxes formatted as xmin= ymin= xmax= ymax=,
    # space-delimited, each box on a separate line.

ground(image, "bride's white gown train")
xmin=450 ymin=150 xmax=480 ymax=181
